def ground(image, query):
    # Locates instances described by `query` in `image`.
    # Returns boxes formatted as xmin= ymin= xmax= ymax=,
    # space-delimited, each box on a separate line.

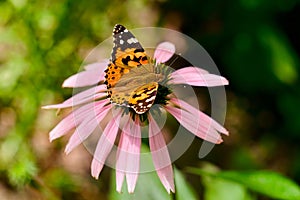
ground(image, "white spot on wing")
xmin=145 ymin=95 xmax=156 ymax=103
xmin=127 ymin=38 xmax=138 ymax=44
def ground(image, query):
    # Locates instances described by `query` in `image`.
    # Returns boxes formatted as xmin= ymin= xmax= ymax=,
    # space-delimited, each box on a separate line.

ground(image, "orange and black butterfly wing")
xmin=105 ymin=24 xmax=149 ymax=105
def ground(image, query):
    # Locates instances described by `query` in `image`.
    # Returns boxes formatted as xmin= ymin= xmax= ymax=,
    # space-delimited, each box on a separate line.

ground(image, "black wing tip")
xmin=113 ymin=24 xmax=127 ymax=35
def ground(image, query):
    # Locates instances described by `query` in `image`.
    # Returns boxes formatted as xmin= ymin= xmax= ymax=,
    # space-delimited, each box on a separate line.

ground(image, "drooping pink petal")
xmin=115 ymin=118 xmax=130 ymax=192
xmin=126 ymin=117 xmax=141 ymax=193
xmin=65 ymin=104 xmax=112 ymax=154
xmin=154 ymin=42 xmax=175 ymax=63
xmin=91 ymin=109 xmax=122 ymax=179
xmin=63 ymin=61 xmax=108 ymax=88
xmin=42 ymin=85 xmax=107 ymax=109
xmin=169 ymin=67 xmax=229 ymax=87
xmin=48 ymin=100 xmax=106 ymax=141
xmin=164 ymin=98 xmax=228 ymax=144
xmin=148 ymin=114 xmax=175 ymax=193
xmin=116 ymin=116 xmax=141 ymax=193
xmin=115 ymin=170 xmax=125 ymax=193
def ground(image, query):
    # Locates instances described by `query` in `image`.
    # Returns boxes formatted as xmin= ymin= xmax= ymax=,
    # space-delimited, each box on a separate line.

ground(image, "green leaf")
xmin=8 ymin=158 xmax=37 ymax=187
xmin=188 ymin=164 xmax=253 ymax=200
xmin=217 ymin=171 xmax=300 ymax=200
xmin=174 ymin=168 xmax=198 ymax=200
xmin=202 ymin=173 xmax=254 ymax=200
xmin=187 ymin=166 xmax=300 ymax=199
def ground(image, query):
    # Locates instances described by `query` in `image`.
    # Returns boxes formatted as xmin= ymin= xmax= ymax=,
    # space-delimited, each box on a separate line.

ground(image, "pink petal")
xmin=63 ymin=61 xmax=109 ymax=88
xmin=65 ymin=104 xmax=112 ymax=154
xmin=116 ymin=170 xmax=125 ymax=193
xmin=62 ymin=70 xmax=105 ymax=88
xmin=170 ymin=67 xmax=229 ymax=87
xmin=116 ymin=119 xmax=130 ymax=192
xmin=154 ymin=42 xmax=175 ymax=63
xmin=126 ymin=117 xmax=141 ymax=193
xmin=42 ymin=85 xmax=107 ymax=109
xmin=84 ymin=60 xmax=109 ymax=71
xmin=164 ymin=98 xmax=228 ymax=144
xmin=172 ymin=66 xmax=209 ymax=75
xmin=91 ymin=109 xmax=122 ymax=179
xmin=48 ymin=101 xmax=104 ymax=141
xmin=115 ymin=137 xmax=127 ymax=192
xmin=171 ymin=98 xmax=228 ymax=135
xmin=148 ymin=114 xmax=175 ymax=193
xmin=116 ymin=117 xmax=141 ymax=193
xmin=165 ymin=106 xmax=222 ymax=144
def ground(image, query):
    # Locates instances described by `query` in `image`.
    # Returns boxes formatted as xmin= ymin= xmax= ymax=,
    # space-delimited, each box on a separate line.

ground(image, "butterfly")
xmin=104 ymin=24 xmax=163 ymax=114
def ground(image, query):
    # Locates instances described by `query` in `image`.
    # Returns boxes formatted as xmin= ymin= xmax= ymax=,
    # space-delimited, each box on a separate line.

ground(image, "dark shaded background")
xmin=0 ymin=0 xmax=299 ymax=199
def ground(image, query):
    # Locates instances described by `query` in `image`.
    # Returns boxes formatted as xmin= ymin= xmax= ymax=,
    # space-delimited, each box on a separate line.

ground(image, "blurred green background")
xmin=1 ymin=0 xmax=300 ymax=199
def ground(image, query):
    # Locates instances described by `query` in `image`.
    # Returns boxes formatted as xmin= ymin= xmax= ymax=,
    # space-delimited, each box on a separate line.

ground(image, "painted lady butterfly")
xmin=104 ymin=24 xmax=164 ymax=114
